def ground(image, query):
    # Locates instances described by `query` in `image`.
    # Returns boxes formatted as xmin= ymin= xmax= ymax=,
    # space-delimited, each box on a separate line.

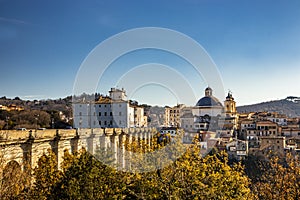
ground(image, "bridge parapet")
xmin=0 ymin=130 xmax=31 ymax=141
xmin=57 ymin=129 xmax=77 ymax=138
xmin=0 ymin=128 xmax=158 ymax=143
xmin=0 ymin=127 xmax=157 ymax=172
xmin=0 ymin=129 xmax=78 ymax=141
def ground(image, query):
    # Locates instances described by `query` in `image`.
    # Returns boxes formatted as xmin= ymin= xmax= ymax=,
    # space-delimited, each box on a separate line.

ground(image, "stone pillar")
xmin=100 ymin=134 xmax=110 ymax=152
xmin=92 ymin=131 xmax=112 ymax=166
xmin=144 ymin=131 xmax=149 ymax=152
xmin=21 ymin=136 xmax=34 ymax=173
xmin=70 ymin=135 xmax=79 ymax=154
xmin=118 ymin=133 xmax=126 ymax=170
xmin=131 ymin=132 xmax=137 ymax=150
xmin=87 ymin=134 xmax=95 ymax=155
xmin=138 ymin=131 xmax=143 ymax=152
xmin=57 ymin=139 xmax=65 ymax=169
xmin=110 ymin=134 xmax=118 ymax=166
xmin=125 ymin=134 xmax=132 ymax=170
xmin=49 ymin=130 xmax=61 ymax=169
xmin=141 ymin=131 xmax=145 ymax=153
xmin=149 ymin=131 xmax=152 ymax=149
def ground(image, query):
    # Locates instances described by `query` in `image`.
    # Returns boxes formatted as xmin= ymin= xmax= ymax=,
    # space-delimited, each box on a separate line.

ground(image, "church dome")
xmin=196 ymin=96 xmax=222 ymax=107
xmin=196 ymin=87 xmax=222 ymax=107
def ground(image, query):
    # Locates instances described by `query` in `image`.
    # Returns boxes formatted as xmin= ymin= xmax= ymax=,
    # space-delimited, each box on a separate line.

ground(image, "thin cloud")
xmin=0 ymin=16 xmax=29 ymax=25
xmin=22 ymin=95 xmax=46 ymax=100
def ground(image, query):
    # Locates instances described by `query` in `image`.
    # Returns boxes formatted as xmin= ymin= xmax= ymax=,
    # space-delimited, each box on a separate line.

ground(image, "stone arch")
xmin=1 ymin=160 xmax=26 ymax=198
xmin=3 ymin=160 xmax=22 ymax=180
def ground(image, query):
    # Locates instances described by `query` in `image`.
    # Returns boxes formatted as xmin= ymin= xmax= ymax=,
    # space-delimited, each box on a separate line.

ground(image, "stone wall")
xmin=0 ymin=127 xmax=156 ymax=172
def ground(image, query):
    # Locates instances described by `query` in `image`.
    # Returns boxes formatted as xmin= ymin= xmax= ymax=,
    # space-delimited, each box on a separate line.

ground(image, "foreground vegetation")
xmin=1 ymin=142 xmax=300 ymax=199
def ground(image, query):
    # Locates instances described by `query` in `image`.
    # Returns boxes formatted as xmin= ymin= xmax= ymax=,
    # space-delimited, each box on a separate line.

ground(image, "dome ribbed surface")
xmin=196 ymin=96 xmax=222 ymax=107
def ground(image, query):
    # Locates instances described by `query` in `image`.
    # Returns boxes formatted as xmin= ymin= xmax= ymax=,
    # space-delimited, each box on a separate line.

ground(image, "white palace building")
xmin=73 ymin=88 xmax=147 ymax=129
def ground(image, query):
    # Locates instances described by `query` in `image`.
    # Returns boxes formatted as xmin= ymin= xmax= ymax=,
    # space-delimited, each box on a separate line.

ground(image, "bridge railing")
xmin=0 ymin=127 xmax=158 ymax=142
xmin=0 ymin=130 xmax=30 ymax=141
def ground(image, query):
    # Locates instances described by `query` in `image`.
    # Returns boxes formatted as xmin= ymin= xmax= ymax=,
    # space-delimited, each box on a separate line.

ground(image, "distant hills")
xmin=1 ymin=95 xmax=300 ymax=119
xmin=237 ymin=97 xmax=300 ymax=117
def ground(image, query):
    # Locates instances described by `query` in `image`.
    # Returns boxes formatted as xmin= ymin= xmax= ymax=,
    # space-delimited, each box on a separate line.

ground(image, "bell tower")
xmin=223 ymin=91 xmax=238 ymax=131
xmin=224 ymin=91 xmax=236 ymax=115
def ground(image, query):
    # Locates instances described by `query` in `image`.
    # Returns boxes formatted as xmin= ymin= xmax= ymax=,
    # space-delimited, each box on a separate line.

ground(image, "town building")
xmin=250 ymin=136 xmax=286 ymax=157
xmin=164 ymin=104 xmax=185 ymax=127
xmin=0 ymin=104 xmax=24 ymax=111
xmin=216 ymin=92 xmax=239 ymax=140
xmin=226 ymin=139 xmax=248 ymax=160
xmin=282 ymin=127 xmax=300 ymax=137
xmin=266 ymin=113 xmax=288 ymax=126
xmin=73 ymin=88 xmax=147 ymax=128
xmin=159 ymin=127 xmax=177 ymax=136
xmin=180 ymin=107 xmax=194 ymax=132
xmin=180 ymin=87 xmax=224 ymax=133
xmin=161 ymin=86 xmax=300 ymax=158
xmin=220 ymin=92 xmax=238 ymax=130
xmin=256 ymin=120 xmax=281 ymax=137
xmin=192 ymin=87 xmax=223 ymax=117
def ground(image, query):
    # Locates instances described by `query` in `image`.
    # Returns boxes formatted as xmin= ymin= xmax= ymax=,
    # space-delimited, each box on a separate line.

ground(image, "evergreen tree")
xmin=31 ymin=149 xmax=61 ymax=200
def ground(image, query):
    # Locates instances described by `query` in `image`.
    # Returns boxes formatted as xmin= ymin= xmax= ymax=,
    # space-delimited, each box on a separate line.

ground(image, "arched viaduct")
xmin=0 ymin=128 xmax=156 ymax=172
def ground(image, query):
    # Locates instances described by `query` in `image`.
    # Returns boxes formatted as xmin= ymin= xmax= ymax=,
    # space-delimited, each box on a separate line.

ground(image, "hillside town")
xmin=1 ymin=88 xmax=300 ymax=199
xmin=71 ymin=87 xmax=300 ymax=160
xmin=1 ymin=86 xmax=299 ymax=161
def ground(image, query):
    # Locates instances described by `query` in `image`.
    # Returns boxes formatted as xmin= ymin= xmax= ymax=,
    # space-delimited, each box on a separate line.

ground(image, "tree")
xmin=252 ymin=153 xmax=300 ymax=199
xmin=14 ymin=97 xmax=21 ymax=101
xmin=123 ymin=139 xmax=252 ymax=199
xmin=0 ymin=120 xmax=5 ymax=130
xmin=11 ymin=134 xmax=253 ymax=199
xmin=0 ymin=151 xmax=30 ymax=199
xmin=31 ymin=149 xmax=62 ymax=199
xmin=11 ymin=110 xmax=51 ymax=129
xmin=49 ymin=148 xmax=127 ymax=200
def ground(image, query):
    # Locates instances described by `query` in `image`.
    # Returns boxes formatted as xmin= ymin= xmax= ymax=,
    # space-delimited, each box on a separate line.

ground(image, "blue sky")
xmin=0 ymin=0 xmax=300 ymax=106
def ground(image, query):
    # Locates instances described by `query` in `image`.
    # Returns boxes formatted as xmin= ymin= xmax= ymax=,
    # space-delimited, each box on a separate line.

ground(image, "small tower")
xmin=223 ymin=91 xmax=238 ymax=131
xmin=224 ymin=91 xmax=236 ymax=115
xmin=109 ymin=88 xmax=127 ymax=101
xmin=205 ymin=87 xmax=212 ymax=97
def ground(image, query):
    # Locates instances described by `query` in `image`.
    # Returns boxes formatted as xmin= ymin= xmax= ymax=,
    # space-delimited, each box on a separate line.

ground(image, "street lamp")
xmin=35 ymin=114 xmax=39 ymax=130
xmin=51 ymin=118 xmax=54 ymax=129
xmin=6 ymin=116 xmax=9 ymax=131
xmin=51 ymin=112 xmax=54 ymax=129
